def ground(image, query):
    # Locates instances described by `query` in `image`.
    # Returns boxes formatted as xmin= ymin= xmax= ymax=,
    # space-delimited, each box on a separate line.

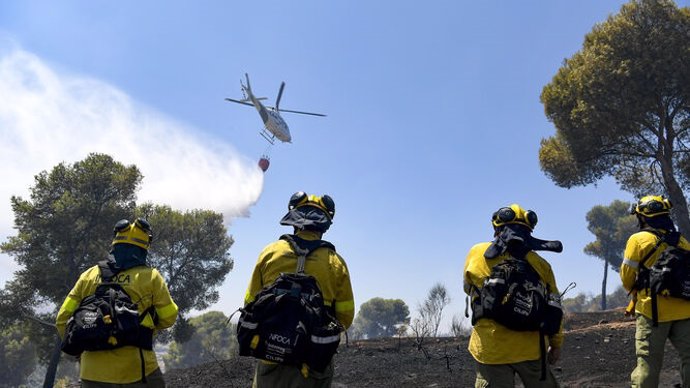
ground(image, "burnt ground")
xmin=164 ymin=309 xmax=686 ymax=388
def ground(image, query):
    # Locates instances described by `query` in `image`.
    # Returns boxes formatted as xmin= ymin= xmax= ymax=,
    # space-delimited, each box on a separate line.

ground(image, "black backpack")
xmin=469 ymin=257 xmax=561 ymax=333
xmin=650 ymin=247 xmax=690 ymax=299
xmin=61 ymin=260 xmax=153 ymax=357
xmin=468 ymin=256 xmax=563 ymax=381
xmin=237 ymin=234 xmax=344 ymax=373
xmin=634 ymin=230 xmax=690 ymax=325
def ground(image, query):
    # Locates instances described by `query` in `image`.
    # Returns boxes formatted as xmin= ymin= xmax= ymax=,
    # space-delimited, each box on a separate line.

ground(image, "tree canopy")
xmin=539 ymin=0 xmax=690 ymax=234
xmin=350 ymin=298 xmax=410 ymax=339
xmin=141 ymin=204 xmax=234 ymax=319
xmin=1 ymin=153 xmax=140 ymax=312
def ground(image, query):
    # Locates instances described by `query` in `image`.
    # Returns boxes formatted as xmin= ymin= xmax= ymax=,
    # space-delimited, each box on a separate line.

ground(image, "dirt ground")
xmin=164 ymin=309 xmax=686 ymax=388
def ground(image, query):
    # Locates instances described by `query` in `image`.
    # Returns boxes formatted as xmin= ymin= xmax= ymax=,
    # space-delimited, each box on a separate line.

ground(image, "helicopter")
xmin=225 ymin=73 xmax=326 ymax=145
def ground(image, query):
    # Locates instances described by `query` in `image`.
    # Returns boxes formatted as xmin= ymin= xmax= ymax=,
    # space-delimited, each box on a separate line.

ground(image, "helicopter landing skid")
xmin=259 ymin=129 xmax=275 ymax=145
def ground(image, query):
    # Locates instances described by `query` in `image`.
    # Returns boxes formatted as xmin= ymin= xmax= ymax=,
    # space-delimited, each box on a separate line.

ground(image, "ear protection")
xmin=632 ymin=195 xmax=672 ymax=217
xmin=288 ymin=191 xmax=336 ymax=219
xmin=492 ymin=204 xmax=538 ymax=231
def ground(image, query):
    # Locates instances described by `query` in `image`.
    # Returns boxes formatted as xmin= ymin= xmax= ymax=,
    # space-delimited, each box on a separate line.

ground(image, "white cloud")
xmin=0 ymin=43 xmax=264 ymax=284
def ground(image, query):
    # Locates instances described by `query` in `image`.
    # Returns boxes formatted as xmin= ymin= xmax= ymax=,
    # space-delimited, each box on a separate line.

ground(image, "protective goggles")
xmin=632 ymin=195 xmax=672 ymax=217
xmin=492 ymin=205 xmax=538 ymax=230
xmin=288 ymin=191 xmax=335 ymax=219
xmin=112 ymin=218 xmax=153 ymax=249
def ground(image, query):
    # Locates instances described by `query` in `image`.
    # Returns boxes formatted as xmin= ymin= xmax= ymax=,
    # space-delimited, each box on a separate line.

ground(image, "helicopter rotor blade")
xmin=224 ymin=98 xmax=255 ymax=107
xmin=276 ymin=82 xmax=285 ymax=111
xmin=277 ymin=109 xmax=326 ymax=117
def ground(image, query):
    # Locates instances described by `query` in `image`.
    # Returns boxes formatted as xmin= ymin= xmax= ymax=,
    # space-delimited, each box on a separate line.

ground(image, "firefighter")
xmin=244 ymin=192 xmax=355 ymax=388
xmin=57 ymin=219 xmax=178 ymax=387
xmin=621 ymin=195 xmax=690 ymax=388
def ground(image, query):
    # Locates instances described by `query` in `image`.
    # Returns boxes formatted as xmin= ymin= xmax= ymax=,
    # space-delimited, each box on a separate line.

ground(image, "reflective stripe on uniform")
xmin=156 ymin=303 xmax=178 ymax=319
xmin=335 ymin=300 xmax=355 ymax=312
xmin=60 ymin=296 xmax=80 ymax=314
xmin=311 ymin=334 xmax=340 ymax=344
xmin=244 ymin=291 xmax=255 ymax=305
xmin=623 ymin=258 xmax=639 ymax=269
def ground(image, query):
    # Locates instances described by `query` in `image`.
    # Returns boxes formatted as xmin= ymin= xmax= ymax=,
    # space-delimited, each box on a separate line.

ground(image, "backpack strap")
xmin=279 ymin=234 xmax=336 ymax=274
xmin=97 ymin=259 xmax=147 ymax=382
xmin=634 ymin=231 xmax=670 ymax=327
xmin=97 ymin=259 xmax=119 ymax=282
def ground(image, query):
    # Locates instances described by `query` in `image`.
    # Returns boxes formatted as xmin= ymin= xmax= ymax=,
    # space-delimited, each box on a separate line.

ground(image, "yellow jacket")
xmin=56 ymin=264 xmax=178 ymax=384
xmin=245 ymin=230 xmax=355 ymax=329
xmin=463 ymin=242 xmax=564 ymax=365
xmin=620 ymin=230 xmax=690 ymax=322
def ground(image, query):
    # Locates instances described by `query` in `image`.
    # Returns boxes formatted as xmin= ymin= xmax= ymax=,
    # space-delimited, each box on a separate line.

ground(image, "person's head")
xmin=111 ymin=218 xmax=152 ymax=266
xmin=491 ymin=204 xmax=537 ymax=235
xmin=631 ymin=195 xmax=675 ymax=231
xmin=280 ymin=191 xmax=335 ymax=234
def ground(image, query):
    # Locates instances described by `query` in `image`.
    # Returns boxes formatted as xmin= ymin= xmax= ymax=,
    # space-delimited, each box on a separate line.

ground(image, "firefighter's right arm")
xmin=334 ymin=257 xmax=355 ymax=329
xmin=150 ymin=269 xmax=178 ymax=330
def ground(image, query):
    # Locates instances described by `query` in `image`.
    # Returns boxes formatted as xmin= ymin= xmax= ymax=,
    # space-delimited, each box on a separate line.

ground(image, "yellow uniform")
xmin=245 ymin=230 xmax=355 ymax=329
xmin=621 ymin=230 xmax=690 ymax=322
xmin=56 ymin=264 xmax=178 ymax=384
xmin=463 ymin=242 xmax=564 ymax=365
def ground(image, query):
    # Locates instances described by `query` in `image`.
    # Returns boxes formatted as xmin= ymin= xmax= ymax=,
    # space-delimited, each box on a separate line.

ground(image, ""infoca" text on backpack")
xmin=236 ymin=234 xmax=344 ymax=373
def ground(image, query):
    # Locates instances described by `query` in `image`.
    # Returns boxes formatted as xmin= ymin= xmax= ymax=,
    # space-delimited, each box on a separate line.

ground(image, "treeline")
xmin=562 ymin=286 xmax=629 ymax=314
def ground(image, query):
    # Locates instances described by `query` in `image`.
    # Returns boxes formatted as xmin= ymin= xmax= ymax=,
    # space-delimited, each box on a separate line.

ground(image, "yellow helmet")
xmin=288 ymin=192 xmax=335 ymax=220
xmin=632 ymin=195 xmax=672 ymax=218
xmin=492 ymin=204 xmax=538 ymax=231
xmin=112 ymin=218 xmax=152 ymax=250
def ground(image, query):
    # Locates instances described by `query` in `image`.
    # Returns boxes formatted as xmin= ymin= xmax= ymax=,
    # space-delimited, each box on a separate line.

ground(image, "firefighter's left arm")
xmin=55 ymin=269 xmax=91 ymax=338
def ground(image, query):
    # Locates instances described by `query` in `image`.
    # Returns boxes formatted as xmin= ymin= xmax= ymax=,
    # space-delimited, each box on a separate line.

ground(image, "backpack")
xmin=467 ymin=256 xmax=563 ymax=381
xmin=237 ymin=234 xmax=344 ymax=373
xmin=634 ymin=230 xmax=690 ymax=325
xmin=470 ymin=257 xmax=562 ymax=334
xmin=61 ymin=260 xmax=153 ymax=357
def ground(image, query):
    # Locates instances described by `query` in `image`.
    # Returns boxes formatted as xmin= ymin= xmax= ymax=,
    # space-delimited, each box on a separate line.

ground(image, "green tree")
xmin=539 ymin=0 xmax=690 ymax=235
xmin=584 ymin=200 xmax=637 ymax=309
xmin=140 ymin=204 xmax=234 ymax=341
xmin=0 ymin=153 xmax=140 ymax=386
xmin=0 ymin=153 xmax=234 ymax=383
xmin=350 ymin=298 xmax=410 ymax=339
xmin=163 ymin=311 xmax=236 ymax=369
xmin=0 ymin=324 xmax=37 ymax=388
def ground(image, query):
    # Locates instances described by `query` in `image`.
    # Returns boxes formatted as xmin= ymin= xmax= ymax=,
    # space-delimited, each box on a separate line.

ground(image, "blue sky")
xmin=2 ymin=1 xmax=686 ymax=331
